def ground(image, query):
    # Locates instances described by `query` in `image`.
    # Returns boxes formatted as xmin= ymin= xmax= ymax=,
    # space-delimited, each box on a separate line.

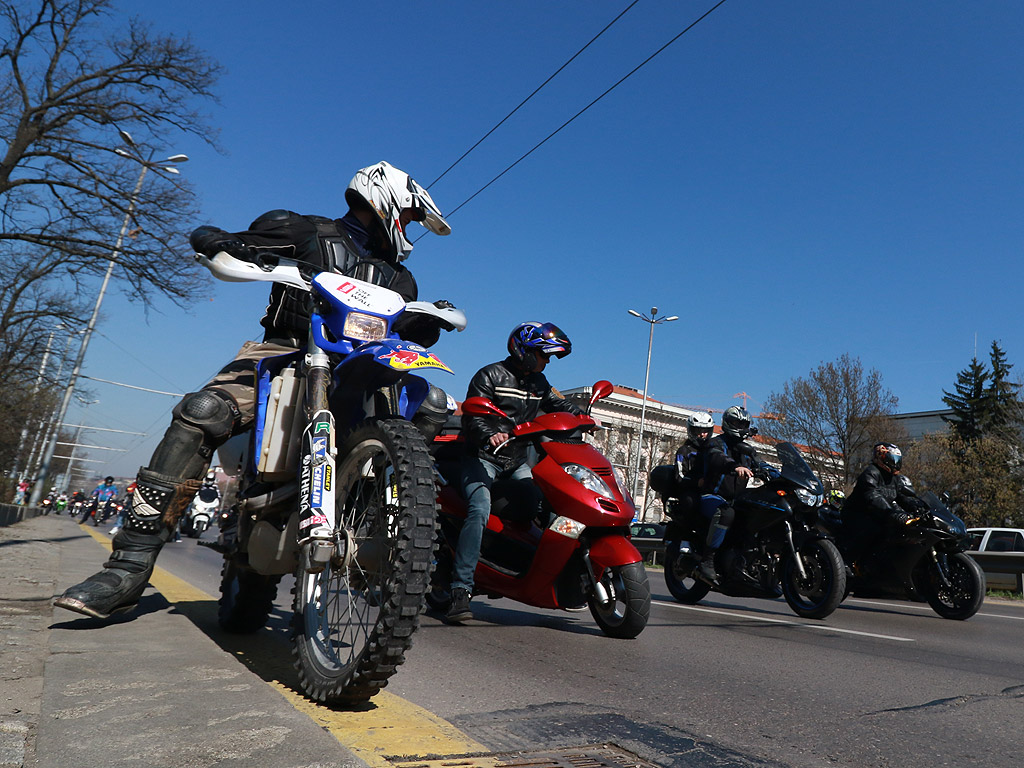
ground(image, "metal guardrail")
xmin=0 ymin=503 xmax=42 ymax=527
xmin=967 ymin=551 xmax=1024 ymax=593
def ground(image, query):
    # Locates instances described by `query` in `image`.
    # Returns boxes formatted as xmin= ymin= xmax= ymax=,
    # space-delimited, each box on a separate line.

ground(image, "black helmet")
xmin=104 ymin=476 xmax=114 ymax=484
xmin=872 ymin=443 xmax=902 ymax=474
xmin=721 ymin=406 xmax=752 ymax=439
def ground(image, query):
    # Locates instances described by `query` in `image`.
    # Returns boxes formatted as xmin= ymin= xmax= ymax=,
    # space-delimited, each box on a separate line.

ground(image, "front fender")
xmin=588 ymin=534 xmax=643 ymax=576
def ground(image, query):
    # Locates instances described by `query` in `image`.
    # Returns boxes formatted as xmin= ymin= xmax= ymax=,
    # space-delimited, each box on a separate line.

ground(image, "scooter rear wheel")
xmin=292 ymin=419 xmax=437 ymax=704
xmin=588 ymin=561 xmax=650 ymax=639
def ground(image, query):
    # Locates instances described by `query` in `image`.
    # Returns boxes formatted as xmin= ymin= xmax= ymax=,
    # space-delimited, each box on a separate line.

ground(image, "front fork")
xmin=784 ymin=521 xmax=809 ymax=581
xmin=297 ymin=348 xmax=339 ymax=572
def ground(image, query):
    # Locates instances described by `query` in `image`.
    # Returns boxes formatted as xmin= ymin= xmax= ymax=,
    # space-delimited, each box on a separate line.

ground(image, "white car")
xmin=967 ymin=528 xmax=1024 ymax=592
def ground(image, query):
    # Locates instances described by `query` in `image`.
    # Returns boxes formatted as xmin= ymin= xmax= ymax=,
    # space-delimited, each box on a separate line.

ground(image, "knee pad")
xmin=149 ymin=390 xmax=240 ymax=477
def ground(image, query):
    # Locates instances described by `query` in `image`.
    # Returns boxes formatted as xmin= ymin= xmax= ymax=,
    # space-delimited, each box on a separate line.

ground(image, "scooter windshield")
xmin=775 ymin=442 xmax=824 ymax=494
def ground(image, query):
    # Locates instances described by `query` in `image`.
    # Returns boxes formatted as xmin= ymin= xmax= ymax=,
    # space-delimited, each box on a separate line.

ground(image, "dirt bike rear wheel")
xmin=293 ymin=419 xmax=437 ymax=704
xmin=922 ymin=551 xmax=985 ymax=620
xmin=588 ymin=561 xmax=650 ymax=639
xmin=663 ymin=540 xmax=712 ymax=604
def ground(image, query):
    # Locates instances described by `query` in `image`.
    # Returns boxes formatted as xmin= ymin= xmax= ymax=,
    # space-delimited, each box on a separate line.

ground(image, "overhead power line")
xmin=433 ymin=0 xmax=730 ymax=225
xmin=426 ymin=0 xmax=640 ymax=190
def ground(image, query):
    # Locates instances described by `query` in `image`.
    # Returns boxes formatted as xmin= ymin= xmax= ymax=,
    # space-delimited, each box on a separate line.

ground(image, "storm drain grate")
xmin=388 ymin=743 xmax=660 ymax=768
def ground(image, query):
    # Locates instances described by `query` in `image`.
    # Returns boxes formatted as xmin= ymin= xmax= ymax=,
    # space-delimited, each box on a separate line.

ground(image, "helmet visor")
xmin=535 ymin=322 xmax=571 ymax=358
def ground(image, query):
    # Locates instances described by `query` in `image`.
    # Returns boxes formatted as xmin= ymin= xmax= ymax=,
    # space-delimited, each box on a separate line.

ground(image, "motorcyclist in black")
xmin=668 ymin=411 xmax=715 ymax=518
xmin=446 ymin=322 xmax=581 ymax=624
xmin=842 ymin=443 xmax=916 ymax=568
xmin=56 ymin=161 xmax=453 ymax=620
xmin=697 ymin=406 xmax=761 ymax=584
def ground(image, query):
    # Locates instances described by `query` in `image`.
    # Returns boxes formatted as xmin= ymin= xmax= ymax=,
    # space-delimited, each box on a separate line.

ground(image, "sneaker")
xmin=445 ymin=587 xmax=472 ymax=624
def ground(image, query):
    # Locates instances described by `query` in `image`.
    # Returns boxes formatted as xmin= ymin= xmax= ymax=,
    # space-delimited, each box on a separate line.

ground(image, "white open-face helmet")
xmin=345 ymin=161 xmax=450 ymax=262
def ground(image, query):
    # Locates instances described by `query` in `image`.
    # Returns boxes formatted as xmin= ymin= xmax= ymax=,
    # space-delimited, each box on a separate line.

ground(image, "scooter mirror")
xmin=461 ymin=396 xmax=510 ymax=419
xmin=590 ymin=380 xmax=614 ymax=405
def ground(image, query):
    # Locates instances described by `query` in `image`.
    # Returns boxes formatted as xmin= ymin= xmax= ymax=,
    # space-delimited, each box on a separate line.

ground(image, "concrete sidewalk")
xmin=0 ymin=513 xmax=366 ymax=768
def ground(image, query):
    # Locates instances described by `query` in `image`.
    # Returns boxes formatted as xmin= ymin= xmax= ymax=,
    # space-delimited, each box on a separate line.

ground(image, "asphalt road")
xmin=155 ymin=529 xmax=1024 ymax=768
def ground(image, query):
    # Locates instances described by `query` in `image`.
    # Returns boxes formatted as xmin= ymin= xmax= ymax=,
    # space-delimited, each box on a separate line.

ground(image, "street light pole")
xmin=28 ymin=133 xmax=187 ymax=505
xmin=627 ymin=306 xmax=678 ymax=520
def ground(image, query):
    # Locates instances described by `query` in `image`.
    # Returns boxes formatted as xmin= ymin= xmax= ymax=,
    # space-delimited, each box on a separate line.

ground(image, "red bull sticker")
xmin=379 ymin=348 xmax=453 ymax=374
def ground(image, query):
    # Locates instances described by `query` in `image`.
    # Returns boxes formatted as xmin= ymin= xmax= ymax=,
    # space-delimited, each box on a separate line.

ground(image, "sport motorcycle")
xmin=819 ymin=490 xmax=985 ymax=620
xmin=200 ymin=249 xmax=465 ymax=703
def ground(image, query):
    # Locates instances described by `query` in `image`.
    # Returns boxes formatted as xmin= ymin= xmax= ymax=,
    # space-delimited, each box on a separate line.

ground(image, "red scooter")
xmin=429 ymin=380 xmax=650 ymax=638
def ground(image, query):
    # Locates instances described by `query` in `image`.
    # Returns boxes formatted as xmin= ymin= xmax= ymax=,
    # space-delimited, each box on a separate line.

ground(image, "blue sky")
xmin=62 ymin=0 xmax=1024 ymax=482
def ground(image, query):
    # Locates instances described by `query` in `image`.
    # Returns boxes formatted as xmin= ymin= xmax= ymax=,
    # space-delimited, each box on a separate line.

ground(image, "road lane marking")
xmin=846 ymin=596 xmax=1024 ymax=621
xmin=652 ymin=599 xmax=916 ymax=641
xmin=78 ymin=525 xmax=489 ymax=767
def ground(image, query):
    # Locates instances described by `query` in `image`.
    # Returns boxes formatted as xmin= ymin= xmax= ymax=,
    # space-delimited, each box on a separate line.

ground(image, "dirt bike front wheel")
xmin=293 ymin=419 xmax=437 ymax=704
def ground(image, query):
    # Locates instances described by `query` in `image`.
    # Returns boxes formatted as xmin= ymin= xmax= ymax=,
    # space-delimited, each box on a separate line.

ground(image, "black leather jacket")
xmin=844 ymin=464 xmax=902 ymax=528
xmin=461 ymin=357 xmax=582 ymax=466
xmin=704 ymin=435 xmax=761 ymax=501
xmin=190 ymin=210 xmax=417 ymax=344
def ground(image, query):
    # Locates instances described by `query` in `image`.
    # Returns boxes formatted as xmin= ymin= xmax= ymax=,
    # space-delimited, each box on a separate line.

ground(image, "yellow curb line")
xmin=78 ymin=525 xmax=488 ymax=766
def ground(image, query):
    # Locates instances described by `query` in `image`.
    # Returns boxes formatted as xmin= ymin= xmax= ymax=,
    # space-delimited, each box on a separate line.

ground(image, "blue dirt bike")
xmin=198 ymin=250 xmax=465 ymax=704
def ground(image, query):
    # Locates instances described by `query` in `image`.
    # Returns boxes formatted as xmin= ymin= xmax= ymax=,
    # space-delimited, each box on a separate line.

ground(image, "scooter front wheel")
xmin=293 ymin=419 xmax=437 ymax=704
xmin=588 ymin=561 xmax=650 ymax=639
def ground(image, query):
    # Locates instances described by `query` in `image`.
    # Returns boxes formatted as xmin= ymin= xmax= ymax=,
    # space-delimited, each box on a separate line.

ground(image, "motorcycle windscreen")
xmin=775 ymin=442 xmax=824 ymax=494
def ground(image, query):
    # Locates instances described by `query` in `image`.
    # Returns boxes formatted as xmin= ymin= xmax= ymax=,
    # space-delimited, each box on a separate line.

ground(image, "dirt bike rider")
xmin=842 ymin=443 xmax=919 ymax=570
xmin=697 ymin=406 xmax=772 ymax=584
xmin=55 ymin=161 xmax=453 ymax=620
xmin=446 ymin=322 xmax=581 ymax=624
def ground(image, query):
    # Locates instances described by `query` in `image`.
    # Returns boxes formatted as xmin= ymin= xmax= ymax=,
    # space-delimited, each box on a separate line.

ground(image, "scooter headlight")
xmin=793 ymin=488 xmax=822 ymax=508
xmin=562 ymin=463 xmax=614 ymax=500
xmin=344 ymin=312 xmax=388 ymax=342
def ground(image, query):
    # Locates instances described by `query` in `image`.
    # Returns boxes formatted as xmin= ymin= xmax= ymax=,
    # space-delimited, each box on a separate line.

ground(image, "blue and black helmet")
xmin=507 ymin=322 xmax=572 ymax=370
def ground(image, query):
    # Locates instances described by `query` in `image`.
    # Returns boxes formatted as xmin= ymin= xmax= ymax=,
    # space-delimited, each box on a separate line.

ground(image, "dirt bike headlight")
xmin=793 ymin=488 xmax=822 ymax=507
xmin=562 ymin=463 xmax=614 ymax=500
xmin=344 ymin=312 xmax=388 ymax=342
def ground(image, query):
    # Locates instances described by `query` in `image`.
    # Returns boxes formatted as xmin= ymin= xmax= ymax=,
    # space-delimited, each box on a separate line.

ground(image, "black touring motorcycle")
xmin=652 ymin=442 xmax=846 ymax=620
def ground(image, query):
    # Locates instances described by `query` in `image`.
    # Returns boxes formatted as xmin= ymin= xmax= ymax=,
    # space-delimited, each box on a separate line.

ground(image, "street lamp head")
xmin=118 ymin=129 xmax=136 ymax=147
xmin=114 ymin=148 xmax=133 ymax=159
xmin=164 ymin=154 xmax=189 ymax=163
xmin=627 ymin=309 xmax=642 ymax=318
xmin=651 ymin=307 xmax=658 ymax=316
xmin=160 ymin=166 xmax=180 ymax=175
xmin=664 ymin=315 xmax=679 ymax=322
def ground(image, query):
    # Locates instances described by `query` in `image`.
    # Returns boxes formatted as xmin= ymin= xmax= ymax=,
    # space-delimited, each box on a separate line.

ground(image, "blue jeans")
xmin=453 ymin=455 xmax=536 ymax=592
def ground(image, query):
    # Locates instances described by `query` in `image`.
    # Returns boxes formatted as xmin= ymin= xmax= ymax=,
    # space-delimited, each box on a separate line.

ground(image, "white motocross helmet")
xmin=345 ymin=161 xmax=451 ymax=262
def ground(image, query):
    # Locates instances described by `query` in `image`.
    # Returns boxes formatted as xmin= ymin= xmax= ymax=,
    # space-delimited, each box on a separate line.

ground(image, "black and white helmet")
xmin=687 ymin=412 xmax=715 ymax=444
xmin=721 ymin=406 xmax=752 ymax=439
xmin=345 ymin=161 xmax=450 ymax=262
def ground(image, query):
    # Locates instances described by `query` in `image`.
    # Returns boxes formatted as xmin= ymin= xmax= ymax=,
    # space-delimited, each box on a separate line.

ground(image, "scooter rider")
xmin=842 ymin=443 xmax=914 ymax=568
xmin=447 ymin=322 xmax=582 ymax=624
xmin=697 ymin=406 xmax=763 ymax=584
xmin=56 ymin=162 xmax=453 ymax=620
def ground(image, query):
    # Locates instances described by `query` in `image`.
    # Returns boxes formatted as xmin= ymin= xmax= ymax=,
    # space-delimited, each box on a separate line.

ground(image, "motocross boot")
xmin=54 ymin=469 xmax=201 ymax=619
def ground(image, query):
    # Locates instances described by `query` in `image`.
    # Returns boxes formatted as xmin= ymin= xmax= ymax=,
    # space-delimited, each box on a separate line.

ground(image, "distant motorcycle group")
xmin=650 ymin=444 xmax=985 ymax=621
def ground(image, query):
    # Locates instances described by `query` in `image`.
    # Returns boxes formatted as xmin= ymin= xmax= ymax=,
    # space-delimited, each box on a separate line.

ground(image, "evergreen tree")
xmin=942 ymin=358 xmax=989 ymax=443
xmin=985 ymin=340 xmax=1022 ymax=438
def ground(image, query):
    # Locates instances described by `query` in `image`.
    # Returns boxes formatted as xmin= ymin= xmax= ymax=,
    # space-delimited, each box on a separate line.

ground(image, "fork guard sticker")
xmin=376 ymin=341 xmax=453 ymax=374
xmin=299 ymin=413 xmax=336 ymax=541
